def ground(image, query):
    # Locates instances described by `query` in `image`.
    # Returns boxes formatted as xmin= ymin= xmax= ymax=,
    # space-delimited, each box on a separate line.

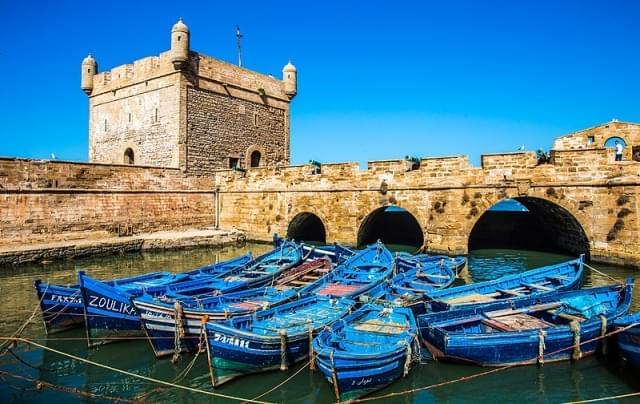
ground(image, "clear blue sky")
xmin=1 ymin=1 xmax=639 ymax=166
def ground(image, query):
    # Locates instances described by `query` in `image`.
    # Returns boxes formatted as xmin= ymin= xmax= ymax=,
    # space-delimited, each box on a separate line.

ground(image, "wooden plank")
xmin=491 ymin=313 xmax=553 ymax=331
xmin=523 ymin=283 xmax=553 ymax=292
xmin=443 ymin=293 xmax=496 ymax=305
xmin=495 ymin=288 xmax=525 ymax=297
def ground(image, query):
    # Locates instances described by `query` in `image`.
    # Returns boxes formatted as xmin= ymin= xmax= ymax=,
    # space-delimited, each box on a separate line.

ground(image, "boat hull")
xmin=614 ymin=313 xmax=640 ymax=367
xmin=35 ymin=280 xmax=84 ymax=334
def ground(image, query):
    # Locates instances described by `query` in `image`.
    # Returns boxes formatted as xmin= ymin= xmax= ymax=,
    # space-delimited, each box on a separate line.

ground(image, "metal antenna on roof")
xmin=236 ymin=25 xmax=243 ymax=67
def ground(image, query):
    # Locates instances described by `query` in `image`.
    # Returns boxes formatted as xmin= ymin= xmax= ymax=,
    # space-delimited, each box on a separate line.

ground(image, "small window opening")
xmin=155 ymin=108 xmax=158 ymax=123
xmin=87 ymin=68 xmax=91 ymax=73
xmin=229 ymin=157 xmax=239 ymax=169
xmin=253 ymin=113 xmax=258 ymax=127
xmin=104 ymin=119 xmax=107 ymax=131
xmin=405 ymin=155 xmax=421 ymax=171
xmin=128 ymin=113 xmax=132 ymax=123
xmin=178 ymin=35 xmax=181 ymax=41
xmin=124 ymin=148 xmax=134 ymax=165
xmin=250 ymin=150 xmax=261 ymax=167
xmin=587 ymin=136 xmax=595 ymax=145
xmin=310 ymin=160 xmax=321 ymax=175
xmin=633 ymin=146 xmax=640 ymax=162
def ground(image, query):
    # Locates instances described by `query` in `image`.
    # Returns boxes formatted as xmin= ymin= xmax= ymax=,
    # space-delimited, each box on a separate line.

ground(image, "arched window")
xmin=250 ymin=150 xmax=261 ymax=167
xmin=124 ymin=148 xmax=134 ymax=165
xmin=604 ymin=136 xmax=626 ymax=148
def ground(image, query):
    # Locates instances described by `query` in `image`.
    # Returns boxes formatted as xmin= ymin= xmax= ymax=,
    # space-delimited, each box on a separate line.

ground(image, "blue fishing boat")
xmin=396 ymin=253 xmax=466 ymax=275
xmin=79 ymin=240 xmax=302 ymax=346
xmin=613 ymin=312 xmax=640 ymax=367
xmin=34 ymin=253 xmax=252 ymax=335
xmin=132 ymin=257 xmax=334 ymax=357
xmin=366 ymin=255 xmax=457 ymax=314
xmin=313 ymin=305 xmax=419 ymax=402
xmin=301 ymin=241 xmax=394 ymax=298
xmin=204 ymin=296 xmax=356 ymax=386
xmin=419 ymin=279 xmax=634 ymax=366
xmin=423 ymin=255 xmax=584 ymax=312
xmin=273 ymin=234 xmax=355 ymax=264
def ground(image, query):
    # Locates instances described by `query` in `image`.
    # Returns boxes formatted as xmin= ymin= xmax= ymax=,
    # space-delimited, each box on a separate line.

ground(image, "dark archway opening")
xmin=124 ymin=148 xmax=134 ymax=165
xmin=287 ymin=212 xmax=326 ymax=244
xmin=357 ymin=206 xmax=424 ymax=251
xmin=468 ymin=197 xmax=589 ymax=258
xmin=250 ymin=150 xmax=261 ymax=167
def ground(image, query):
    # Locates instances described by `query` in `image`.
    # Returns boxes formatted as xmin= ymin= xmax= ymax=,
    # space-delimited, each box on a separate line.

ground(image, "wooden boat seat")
xmin=289 ymin=280 xmax=312 ymax=285
xmin=352 ymin=320 xmax=408 ymax=335
xmin=317 ymin=284 xmax=360 ymax=296
xmin=496 ymin=288 xmax=525 ymax=297
xmin=443 ymin=293 xmax=496 ymax=305
xmin=523 ymin=283 xmax=553 ymax=292
xmin=490 ymin=313 xmax=553 ymax=331
xmin=548 ymin=310 xmax=586 ymax=322
xmin=230 ymin=300 xmax=268 ymax=310
xmin=547 ymin=275 xmax=569 ymax=281
xmin=417 ymin=273 xmax=450 ymax=279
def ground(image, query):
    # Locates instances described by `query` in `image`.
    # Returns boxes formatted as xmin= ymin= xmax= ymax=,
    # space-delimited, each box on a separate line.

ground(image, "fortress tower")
xmin=82 ymin=20 xmax=297 ymax=172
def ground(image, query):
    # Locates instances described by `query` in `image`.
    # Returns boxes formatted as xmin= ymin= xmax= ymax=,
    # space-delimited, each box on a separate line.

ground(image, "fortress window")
xmin=250 ymin=150 xmax=261 ymax=167
xmin=124 ymin=148 xmax=134 ymax=165
xmin=229 ymin=157 xmax=239 ymax=169
xmin=154 ymin=108 xmax=158 ymax=123
xmin=128 ymin=113 xmax=132 ymax=123
xmin=104 ymin=119 xmax=108 ymax=131
xmin=587 ymin=136 xmax=595 ymax=145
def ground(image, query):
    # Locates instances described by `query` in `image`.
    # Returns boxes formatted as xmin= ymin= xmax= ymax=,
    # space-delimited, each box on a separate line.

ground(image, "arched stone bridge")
xmin=216 ymin=121 xmax=640 ymax=267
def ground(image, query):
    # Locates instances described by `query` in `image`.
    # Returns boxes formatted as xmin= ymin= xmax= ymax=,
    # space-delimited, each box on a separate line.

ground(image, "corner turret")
xmin=283 ymin=61 xmax=297 ymax=99
xmin=81 ymin=54 xmax=97 ymax=95
xmin=170 ymin=19 xmax=190 ymax=70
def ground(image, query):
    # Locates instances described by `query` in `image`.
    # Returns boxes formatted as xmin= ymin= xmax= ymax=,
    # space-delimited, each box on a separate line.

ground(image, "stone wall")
xmin=186 ymin=87 xmax=288 ymax=172
xmin=0 ymin=159 xmax=216 ymax=246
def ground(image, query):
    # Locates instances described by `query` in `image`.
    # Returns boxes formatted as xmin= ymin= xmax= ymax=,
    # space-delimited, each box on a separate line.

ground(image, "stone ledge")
xmin=0 ymin=228 xmax=246 ymax=266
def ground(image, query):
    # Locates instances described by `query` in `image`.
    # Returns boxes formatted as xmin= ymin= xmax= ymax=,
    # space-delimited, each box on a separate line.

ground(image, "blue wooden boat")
xmin=313 ymin=305 xmax=419 ymax=402
xmin=423 ymin=255 xmax=584 ymax=313
xmin=79 ymin=241 xmax=302 ymax=346
xmin=419 ymin=279 xmax=634 ymax=366
xmin=273 ymin=234 xmax=355 ymax=264
xmin=33 ymin=253 xmax=252 ymax=335
xmin=132 ymin=257 xmax=334 ymax=358
xmin=613 ymin=311 xmax=640 ymax=367
xmin=301 ymin=241 xmax=394 ymax=298
xmin=365 ymin=255 xmax=457 ymax=314
xmin=204 ymin=296 xmax=356 ymax=386
xmin=396 ymin=253 xmax=466 ymax=275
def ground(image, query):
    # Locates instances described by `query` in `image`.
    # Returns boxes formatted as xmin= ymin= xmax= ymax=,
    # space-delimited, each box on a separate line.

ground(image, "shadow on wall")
xmin=357 ymin=206 xmax=424 ymax=251
xmin=469 ymin=198 xmax=590 ymax=258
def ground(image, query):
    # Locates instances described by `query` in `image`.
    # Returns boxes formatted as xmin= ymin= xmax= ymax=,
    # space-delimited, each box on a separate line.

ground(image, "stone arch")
xmin=467 ymin=195 xmax=590 ymax=258
xmin=357 ymin=204 xmax=425 ymax=251
xmin=123 ymin=148 xmax=135 ymax=165
xmin=245 ymin=145 xmax=266 ymax=168
xmin=604 ymin=136 xmax=627 ymax=148
xmin=287 ymin=211 xmax=327 ymax=244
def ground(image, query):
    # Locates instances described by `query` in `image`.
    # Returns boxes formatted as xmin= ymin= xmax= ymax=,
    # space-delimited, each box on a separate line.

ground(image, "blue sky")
xmin=1 ymin=1 xmax=639 ymax=165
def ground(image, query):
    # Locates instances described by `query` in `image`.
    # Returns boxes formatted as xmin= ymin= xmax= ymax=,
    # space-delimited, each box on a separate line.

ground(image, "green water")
xmin=0 ymin=245 xmax=638 ymax=403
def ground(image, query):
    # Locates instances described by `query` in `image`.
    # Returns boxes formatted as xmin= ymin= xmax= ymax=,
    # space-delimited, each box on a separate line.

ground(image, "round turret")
xmin=81 ymin=54 xmax=97 ymax=95
xmin=282 ymin=61 xmax=297 ymax=98
xmin=171 ymin=19 xmax=190 ymax=70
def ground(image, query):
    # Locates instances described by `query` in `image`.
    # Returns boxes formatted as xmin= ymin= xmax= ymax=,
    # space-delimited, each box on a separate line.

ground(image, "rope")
xmin=0 ymin=369 xmax=134 ymax=403
xmin=0 ymin=336 xmax=272 ymax=404
xmin=569 ymin=320 xmax=582 ymax=361
xmin=308 ymin=324 xmax=316 ymax=371
xmin=537 ymin=329 xmax=546 ymax=365
xmin=279 ymin=329 xmax=288 ymax=371
xmin=403 ymin=341 xmax=411 ymax=377
xmin=248 ymin=362 xmax=311 ymax=403
xmin=172 ymin=301 xmax=186 ymax=363
xmin=330 ymin=349 xmax=341 ymax=400
xmin=583 ymin=263 xmax=623 ymax=284
xmin=351 ymin=322 xmax=640 ymax=403
xmin=562 ymin=391 xmax=640 ymax=403
xmin=599 ymin=315 xmax=608 ymax=355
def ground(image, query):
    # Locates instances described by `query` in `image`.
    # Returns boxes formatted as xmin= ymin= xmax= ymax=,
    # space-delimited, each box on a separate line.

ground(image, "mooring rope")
xmin=562 ymin=391 xmax=640 ymax=403
xmin=0 ymin=369 xmax=135 ymax=403
xmin=583 ymin=263 xmax=623 ymax=284
xmin=247 ymin=362 xmax=311 ymax=403
xmin=350 ymin=322 xmax=640 ymax=403
xmin=0 ymin=336 xmax=272 ymax=404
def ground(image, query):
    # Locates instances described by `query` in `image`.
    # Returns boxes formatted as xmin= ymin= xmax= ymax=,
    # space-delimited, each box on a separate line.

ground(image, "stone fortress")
xmin=1 ymin=20 xmax=639 ymax=269
xmin=82 ymin=19 xmax=296 ymax=172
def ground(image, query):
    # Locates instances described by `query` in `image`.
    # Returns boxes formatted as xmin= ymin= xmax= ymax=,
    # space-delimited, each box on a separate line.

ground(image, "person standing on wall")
xmin=615 ymin=140 xmax=624 ymax=161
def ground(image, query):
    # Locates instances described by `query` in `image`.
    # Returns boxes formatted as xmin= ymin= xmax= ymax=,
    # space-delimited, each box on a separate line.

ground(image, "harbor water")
xmin=0 ymin=244 xmax=638 ymax=403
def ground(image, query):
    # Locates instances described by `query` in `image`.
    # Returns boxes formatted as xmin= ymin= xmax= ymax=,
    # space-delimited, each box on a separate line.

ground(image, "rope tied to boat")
xmin=570 ymin=320 xmax=582 ymax=361
xmin=199 ymin=314 xmax=210 ymax=353
xmin=403 ymin=340 xmax=412 ymax=377
xmin=330 ymin=349 xmax=340 ymax=400
xmin=599 ymin=315 xmax=607 ymax=355
xmin=172 ymin=301 xmax=186 ymax=364
xmin=308 ymin=324 xmax=316 ymax=371
xmin=537 ymin=329 xmax=546 ymax=365
xmin=279 ymin=329 xmax=288 ymax=371
xmin=411 ymin=332 xmax=422 ymax=364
